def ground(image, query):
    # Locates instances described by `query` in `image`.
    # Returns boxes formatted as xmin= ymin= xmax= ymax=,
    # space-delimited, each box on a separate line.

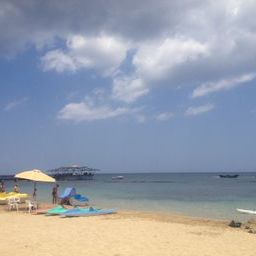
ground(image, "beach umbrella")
xmin=15 ymin=169 xmax=55 ymax=200
xmin=15 ymin=169 xmax=55 ymax=183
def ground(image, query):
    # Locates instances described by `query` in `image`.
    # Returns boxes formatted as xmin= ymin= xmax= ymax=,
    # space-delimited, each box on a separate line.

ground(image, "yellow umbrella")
xmin=15 ymin=169 xmax=55 ymax=200
xmin=15 ymin=169 xmax=56 ymax=183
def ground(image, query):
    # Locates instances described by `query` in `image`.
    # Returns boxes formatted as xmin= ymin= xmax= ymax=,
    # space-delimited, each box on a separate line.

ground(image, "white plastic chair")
xmin=7 ymin=197 xmax=20 ymax=211
xmin=25 ymin=200 xmax=38 ymax=213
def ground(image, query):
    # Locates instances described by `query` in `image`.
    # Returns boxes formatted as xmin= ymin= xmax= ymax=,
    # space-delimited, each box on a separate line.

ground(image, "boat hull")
xmin=219 ymin=174 xmax=239 ymax=178
xmin=51 ymin=174 xmax=94 ymax=181
xmin=237 ymin=208 xmax=256 ymax=215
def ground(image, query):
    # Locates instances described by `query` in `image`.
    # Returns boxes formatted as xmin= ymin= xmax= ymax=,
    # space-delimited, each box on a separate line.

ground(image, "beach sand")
xmin=0 ymin=205 xmax=255 ymax=256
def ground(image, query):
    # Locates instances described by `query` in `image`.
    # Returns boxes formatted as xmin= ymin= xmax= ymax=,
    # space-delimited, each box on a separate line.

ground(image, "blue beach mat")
xmin=61 ymin=207 xmax=117 ymax=217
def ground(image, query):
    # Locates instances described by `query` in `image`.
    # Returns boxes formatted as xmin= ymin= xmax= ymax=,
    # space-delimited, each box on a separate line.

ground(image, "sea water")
xmin=3 ymin=172 xmax=256 ymax=221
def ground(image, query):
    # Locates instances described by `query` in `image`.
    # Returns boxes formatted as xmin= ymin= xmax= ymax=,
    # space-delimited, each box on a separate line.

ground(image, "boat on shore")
xmin=237 ymin=208 xmax=256 ymax=215
xmin=47 ymin=166 xmax=99 ymax=181
xmin=219 ymin=174 xmax=239 ymax=178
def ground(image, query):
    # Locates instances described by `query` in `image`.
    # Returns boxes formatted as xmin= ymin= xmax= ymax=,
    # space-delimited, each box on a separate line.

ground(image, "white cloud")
xmin=41 ymin=35 xmax=129 ymax=76
xmin=2 ymin=0 xmax=256 ymax=108
xmin=185 ymin=104 xmax=215 ymax=116
xmin=155 ymin=112 xmax=174 ymax=121
xmin=133 ymin=38 xmax=209 ymax=82
xmin=4 ymin=97 xmax=28 ymax=111
xmin=192 ymin=73 xmax=256 ymax=98
xmin=110 ymin=37 xmax=208 ymax=103
xmin=41 ymin=50 xmax=77 ymax=73
xmin=112 ymin=77 xmax=149 ymax=103
xmin=58 ymin=101 xmax=131 ymax=122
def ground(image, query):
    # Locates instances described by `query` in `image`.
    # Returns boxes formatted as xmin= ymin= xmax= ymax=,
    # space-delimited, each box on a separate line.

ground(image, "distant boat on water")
xmin=0 ymin=174 xmax=16 ymax=181
xmin=48 ymin=165 xmax=99 ymax=181
xmin=219 ymin=174 xmax=239 ymax=178
xmin=112 ymin=176 xmax=124 ymax=180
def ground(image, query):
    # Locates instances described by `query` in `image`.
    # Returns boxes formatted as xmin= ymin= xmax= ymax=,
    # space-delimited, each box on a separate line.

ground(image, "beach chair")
xmin=25 ymin=200 xmax=38 ymax=213
xmin=59 ymin=187 xmax=89 ymax=207
xmin=59 ymin=187 xmax=76 ymax=199
xmin=7 ymin=197 xmax=20 ymax=211
xmin=70 ymin=194 xmax=89 ymax=207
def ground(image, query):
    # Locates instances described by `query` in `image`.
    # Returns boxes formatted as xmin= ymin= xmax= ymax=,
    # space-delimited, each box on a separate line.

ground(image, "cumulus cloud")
xmin=112 ymin=77 xmax=149 ymax=103
xmin=41 ymin=50 xmax=77 ymax=73
xmin=58 ymin=102 xmax=131 ymax=122
xmin=0 ymin=0 xmax=205 ymax=55
xmin=41 ymin=35 xmax=129 ymax=75
xmin=133 ymin=38 xmax=209 ymax=82
xmin=58 ymin=89 xmax=141 ymax=122
xmin=1 ymin=0 xmax=256 ymax=111
xmin=185 ymin=104 xmax=215 ymax=116
xmin=192 ymin=73 xmax=256 ymax=98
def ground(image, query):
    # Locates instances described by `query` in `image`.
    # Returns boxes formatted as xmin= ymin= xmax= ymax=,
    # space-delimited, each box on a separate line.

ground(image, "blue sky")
xmin=0 ymin=0 xmax=256 ymax=173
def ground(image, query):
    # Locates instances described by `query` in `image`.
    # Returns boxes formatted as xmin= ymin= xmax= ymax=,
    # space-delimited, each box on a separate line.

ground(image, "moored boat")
xmin=48 ymin=166 xmax=99 ymax=181
xmin=219 ymin=174 xmax=239 ymax=178
xmin=112 ymin=176 xmax=124 ymax=180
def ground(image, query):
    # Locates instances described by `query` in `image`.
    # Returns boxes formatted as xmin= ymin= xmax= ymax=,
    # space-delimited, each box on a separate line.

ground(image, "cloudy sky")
xmin=1 ymin=0 xmax=256 ymax=173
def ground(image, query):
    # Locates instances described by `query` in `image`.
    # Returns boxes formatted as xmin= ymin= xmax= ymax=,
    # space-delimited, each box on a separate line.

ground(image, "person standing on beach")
xmin=0 ymin=181 xmax=5 ymax=192
xmin=52 ymin=184 xmax=59 ymax=204
xmin=13 ymin=184 xmax=20 ymax=193
xmin=33 ymin=187 xmax=37 ymax=200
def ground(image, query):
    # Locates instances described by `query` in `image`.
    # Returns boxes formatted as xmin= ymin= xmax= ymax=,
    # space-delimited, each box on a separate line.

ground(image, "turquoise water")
xmin=3 ymin=172 xmax=256 ymax=220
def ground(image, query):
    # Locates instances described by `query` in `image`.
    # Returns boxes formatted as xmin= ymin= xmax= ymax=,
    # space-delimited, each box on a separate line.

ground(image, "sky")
xmin=0 ymin=0 xmax=256 ymax=173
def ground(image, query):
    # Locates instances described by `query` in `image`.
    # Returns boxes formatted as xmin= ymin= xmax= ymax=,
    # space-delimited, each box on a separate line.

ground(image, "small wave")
xmin=96 ymin=180 xmax=174 ymax=184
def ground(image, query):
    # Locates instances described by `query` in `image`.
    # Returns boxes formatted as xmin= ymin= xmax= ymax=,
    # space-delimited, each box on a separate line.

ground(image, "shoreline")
xmin=0 ymin=202 xmax=249 ymax=224
xmin=0 ymin=202 xmax=251 ymax=229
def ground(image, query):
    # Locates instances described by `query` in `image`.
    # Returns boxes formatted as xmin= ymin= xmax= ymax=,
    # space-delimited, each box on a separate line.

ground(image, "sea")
xmin=3 ymin=172 xmax=256 ymax=221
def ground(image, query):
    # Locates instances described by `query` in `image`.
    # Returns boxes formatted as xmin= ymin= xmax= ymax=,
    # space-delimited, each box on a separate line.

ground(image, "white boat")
xmin=112 ymin=176 xmax=124 ymax=180
xmin=47 ymin=166 xmax=99 ymax=181
xmin=236 ymin=208 xmax=256 ymax=215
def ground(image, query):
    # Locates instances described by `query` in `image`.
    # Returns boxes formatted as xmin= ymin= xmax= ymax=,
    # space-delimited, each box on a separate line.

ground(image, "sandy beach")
xmin=0 ymin=205 xmax=256 ymax=256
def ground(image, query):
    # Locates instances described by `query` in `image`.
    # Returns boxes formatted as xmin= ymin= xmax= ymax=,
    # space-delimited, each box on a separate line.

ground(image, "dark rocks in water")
xmin=229 ymin=220 xmax=242 ymax=228
xmin=243 ymin=219 xmax=256 ymax=234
